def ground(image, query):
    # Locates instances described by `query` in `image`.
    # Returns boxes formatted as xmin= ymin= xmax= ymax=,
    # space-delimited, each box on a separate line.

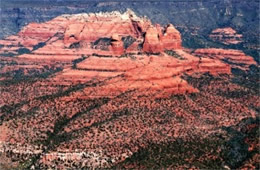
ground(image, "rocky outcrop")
xmin=143 ymin=26 xmax=163 ymax=53
xmin=62 ymin=10 xmax=148 ymax=49
xmin=51 ymin=48 xmax=230 ymax=97
xmin=109 ymin=34 xmax=124 ymax=55
xmin=0 ymin=10 xmax=184 ymax=58
xmin=0 ymin=11 xmax=242 ymax=97
xmin=209 ymin=27 xmax=243 ymax=45
xmin=143 ymin=24 xmax=182 ymax=53
xmin=161 ymin=24 xmax=182 ymax=50
xmin=63 ymin=23 xmax=85 ymax=48
xmin=193 ymin=48 xmax=256 ymax=70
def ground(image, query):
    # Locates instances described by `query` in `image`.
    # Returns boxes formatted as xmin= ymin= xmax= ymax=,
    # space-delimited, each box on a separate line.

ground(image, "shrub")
xmin=165 ymin=50 xmax=185 ymax=60
xmin=33 ymin=42 xmax=46 ymax=51
xmin=0 ymin=52 xmax=16 ymax=57
xmin=121 ymin=36 xmax=136 ymax=49
xmin=69 ymin=42 xmax=80 ymax=49
xmin=17 ymin=47 xmax=31 ymax=55
xmin=119 ymin=53 xmax=136 ymax=60
xmin=72 ymin=55 xmax=87 ymax=69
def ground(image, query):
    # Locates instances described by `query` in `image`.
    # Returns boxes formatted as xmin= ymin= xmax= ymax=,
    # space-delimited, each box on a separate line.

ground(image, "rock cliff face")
xmin=143 ymin=24 xmax=182 ymax=53
xmin=62 ymin=10 xmax=151 ymax=50
xmin=63 ymin=9 xmax=182 ymax=54
xmin=109 ymin=34 xmax=124 ymax=55
xmin=143 ymin=26 xmax=163 ymax=53
xmin=0 ymin=9 xmax=182 ymax=57
xmin=1 ymin=0 xmax=259 ymax=63
xmin=161 ymin=24 xmax=182 ymax=50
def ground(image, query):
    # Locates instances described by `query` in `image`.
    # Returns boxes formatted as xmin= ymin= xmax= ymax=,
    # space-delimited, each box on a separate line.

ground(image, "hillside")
xmin=0 ymin=3 xmax=259 ymax=169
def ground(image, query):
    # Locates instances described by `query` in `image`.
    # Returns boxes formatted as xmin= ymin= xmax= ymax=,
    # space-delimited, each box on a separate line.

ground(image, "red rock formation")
xmin=62 ymin=10 xmax=149 ymax=48
xmin=125 ymin=41 xmax=139 ymax=53
xmin=161 ymin=24 xmax=182 ymax=50
xmin=193 ymin=48 xmax=256 ymax=70
xmin=0 ymin=10 xmax=259 ymax=170
xmin=143 ymin=26 xmax=163 ymax=53
xmin=64 ymin=23 xmax=85 ymax=47
xmin=0 ymin=14 xmax=258 ymax=170
xmin=143 ymin=24 xmax=182 ymax=53
xmin=0 ymin=10 xmax=184 ymax=58
xmin=209 ymin=27 xmax=243 ymax=45
xmin=109 ymin=34 xmax=124 ymax=56
xmin=155 ymin=24 xmax=163 ymax=38
xmin=0 ymin=11 xmax=242 ymax=96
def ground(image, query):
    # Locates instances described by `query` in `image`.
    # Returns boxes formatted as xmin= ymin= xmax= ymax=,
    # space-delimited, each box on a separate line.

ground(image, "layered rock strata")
xmin=193 ymin=48 xmax=256 ymax=70
xmin=0 ymin=10 xmax=246 ymax=97
xmin=209 ymin=27 xmax=243 ymax=45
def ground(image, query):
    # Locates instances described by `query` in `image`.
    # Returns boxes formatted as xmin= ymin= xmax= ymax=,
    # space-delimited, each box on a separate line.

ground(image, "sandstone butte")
xmin=0 ymin=9 xmax=257 ymax=97
xmin=0 ymin=10 xmax=259 ymax=169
